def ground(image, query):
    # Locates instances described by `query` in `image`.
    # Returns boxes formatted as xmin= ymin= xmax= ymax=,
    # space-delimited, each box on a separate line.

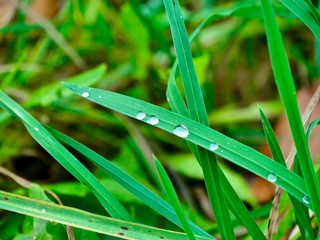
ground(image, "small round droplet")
xmin=173 ymin=125 xmax=189 ymax=138
xmin=147 ymin=116 xmax=159 ymax=125
xmin=41 ymin=209 xmax=46 ymax=213
xmin=267 ymin=173 xmax=277 ymax=183
xmin=34 ymin=127 xmax=39 ymax=132
xmin=82 ymin=92 xmax=89 ymax=98
xmin=98 ymin=96 xmax=102 ymax=99
xmin=136 ymin=112 xmax=146 ymax=120
xmin=209 ymin=143 xmax=219 ymax=151
xmin=179 ymin=15 xmax=183 ymax=19
xmin=302 ymin=196 xmax=310 ymax=204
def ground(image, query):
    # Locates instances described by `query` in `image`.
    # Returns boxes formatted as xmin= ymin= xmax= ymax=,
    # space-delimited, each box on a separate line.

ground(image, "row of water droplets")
xmin=135 ymin=111 xmax=220 ymax=151
xmin=40 ymin=92 xmax=316 ymax=207
xmin=82 ymin=91 xmax=103 ymax=99
xmin=135 ymin=110 xmax=311 ymax=206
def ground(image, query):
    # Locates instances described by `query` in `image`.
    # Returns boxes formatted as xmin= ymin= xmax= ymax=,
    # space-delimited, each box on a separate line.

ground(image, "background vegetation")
xmin=0 ymin=0 xmax=319 ymax=239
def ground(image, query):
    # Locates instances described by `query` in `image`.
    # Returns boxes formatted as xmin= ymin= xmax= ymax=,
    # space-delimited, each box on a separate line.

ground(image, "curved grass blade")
xmin=259 ymin=109 xmax=314 ymax=239
xmin=0 ymin=191 xmax=210 ymax=240
xmin=154 ymin=157 xmax=196 ymax=240
xmin=260 ymin=0 xmax=320 ymax=223
xmin=163 ymin=1 xmax=234 ymax=237
xmin=62 ymin=83 xmax=310 ymax=208
xmin=306 ymin=118 xmax=320 ymax=139
xmin=279 ymin=0 xmax=320 ymax=39
xmin=46 ymin=126 xmax=214 ymax=239
xmin=0 ymin=90 xmax=131 ymax=221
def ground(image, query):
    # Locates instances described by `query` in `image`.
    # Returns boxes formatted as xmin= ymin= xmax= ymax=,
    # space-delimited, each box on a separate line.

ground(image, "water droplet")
xmin=82 ymin=92 xmax=89 ymax=98
xmin=267 ymin=173 xmax=277 ymax=183
xmin=41 ymin=209 xmax=46 ymax=213
xmin=179 ymin=15 xmax=183 ymax=20
xmin=13 ymin=109 xmax=21 ymax=117
xmin=220 ymin=150 xmax=224 ymax=153
xmin=209 ymin=143 xmax=218 ymax=151
xmin=147 ymin=115 xmax=159 ymax=125
xmin=34 ymin=127 xmax=39 ymax=132
xmin=173 ymin=125 xmax=189 ymax=138
xmin=136 ymin=112 xmax=146 ymax=120
xmin=98 ymin=96 xmax=102 ymax=99
xmin=302 ymin=196 xmax=310 ymax=204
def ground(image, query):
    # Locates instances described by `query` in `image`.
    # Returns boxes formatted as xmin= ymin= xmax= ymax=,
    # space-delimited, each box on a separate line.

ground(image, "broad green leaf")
xmin=260 ymin=0 xmax=320 ymax=223
xmin=0 ymin=191 xmax=211 ymax=240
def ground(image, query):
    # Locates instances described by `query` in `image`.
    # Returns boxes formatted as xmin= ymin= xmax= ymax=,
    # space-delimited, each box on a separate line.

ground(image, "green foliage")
xmin=0 ymin=0 xmax=319 ymax=239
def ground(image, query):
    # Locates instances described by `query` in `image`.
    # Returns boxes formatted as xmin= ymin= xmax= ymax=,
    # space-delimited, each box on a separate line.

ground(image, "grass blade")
xmin=279 ymin=0 xmax=320 ymax=39
xmin=260 ymin=0 xmax=320 ymax=223
xmin=259 ymin=109 xmax=314 ymax=239
xmin=62 ymin=83 xmax=310 ymax=209
xmin=46 ymin=126 xmax=213 ymax=239
xmin=163 ymin=1 xmax=234 ymax=237
xmin=0 ymin=191 xmax=210 ymax=240
xmin=163 ymin=0 xmax=208 ymax=125
xmin=0 ymin=90 xmax=131 ymax=221
xmin=168 ymin=73 xmax=265 ymax=238
xmin=154 ymin=157 xmax=196 ymax=240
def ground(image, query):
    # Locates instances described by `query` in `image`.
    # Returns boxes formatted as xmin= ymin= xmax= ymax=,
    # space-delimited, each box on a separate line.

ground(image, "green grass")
xmin=0 ymin=0 xmax=319 ymax=239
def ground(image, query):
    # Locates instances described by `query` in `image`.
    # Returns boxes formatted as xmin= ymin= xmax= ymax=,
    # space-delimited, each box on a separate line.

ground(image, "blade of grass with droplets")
xmin=46 ymin=125 xmax=214 ymax=239
xmin=165 ymin=2 xmax=266 ymax=237
xmin=0 ymin=90 xmax=131 ymax=221
xmin=259 ymin=109 xmax=313 ymax=239
xmin=154 ymin=157 xmax=196 ymax=240
xmin=168 ymin=78 xmax=265 ymax=239
xmin=260 ymin=0 xmax=320 ymax=223
xmin=0 ymin=191 xmax=211 ymax=240
xmin=167 ymin=58 xmax=265 ymax=239
xmin=62 ymin=83 xmax=310 ymax=208
xmin=163 ymin=0 xmax=234 ymax=238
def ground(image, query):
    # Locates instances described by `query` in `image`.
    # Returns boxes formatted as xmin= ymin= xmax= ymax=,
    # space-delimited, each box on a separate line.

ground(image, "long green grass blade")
xmin=0 ymin=191 xmax=210 ymax=240
xmin=163 ymin=1 xmax=234 ymax=238
xmin=0 ymin=90 xmax=131 ymax=221
xmin=62 ymin=83 xmax=309 ymax=208
xmin=260 ymin=109 xmax=314 ymax=238
xmin=163 ymin=0 xmax=208 ymax=125
xmin=46 ymin=126 xmax=213 ymax=239
xmin=154 ymin=157 xmax=196 ymax=240
xmin=259 ymin=0 xmax=320 ymax=223
xmin=168 ymin=73 xmax=265 ymax=238
xmin=167 ymin=66 xmax=265 ymax=238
